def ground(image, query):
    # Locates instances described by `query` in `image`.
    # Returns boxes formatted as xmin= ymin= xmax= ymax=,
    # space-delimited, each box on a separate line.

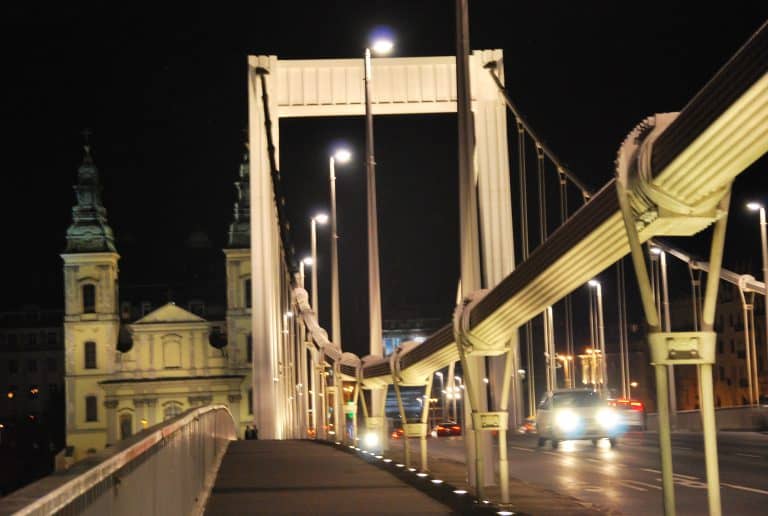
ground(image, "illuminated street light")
xmin=311 ymin=214 xmax=329 ymax=317
xmin=299 ymin=256 xmax=312 ymax=289
xmin=588 ymin=280 xmax=607 ymax=391
xmin=747 ymin=201 xmax=768 ymax=386
xmin=330 ymin=149 xmax=351 ymax=347
xmin=364 ymin=31 xmax=394 ymax=447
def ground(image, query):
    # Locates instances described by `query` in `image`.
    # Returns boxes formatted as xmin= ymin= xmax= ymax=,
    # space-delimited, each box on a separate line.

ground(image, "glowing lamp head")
xmin=334 ymin=149 xmax=351 ymax=163
xmin=588 ymin=279 xmax=599 ymax=287
xmin=302 ymin=256 xmax=313 ymax=266
xmin=650 ymin=247 xmax=663 ymax=255
xmin=747 ymin=202 xmax=763 ymax=212
xmin=371 ymin=38 xmax=394 ymax=55
xmin=363 ymin=431 xmax=379 ymax=449
xmin=314 ymin=213 xmax=329 ymax=224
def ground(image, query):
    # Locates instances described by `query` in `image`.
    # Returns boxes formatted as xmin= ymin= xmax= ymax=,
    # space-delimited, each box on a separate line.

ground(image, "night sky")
xmin=1 ymin=1 xmax=766 ymax=358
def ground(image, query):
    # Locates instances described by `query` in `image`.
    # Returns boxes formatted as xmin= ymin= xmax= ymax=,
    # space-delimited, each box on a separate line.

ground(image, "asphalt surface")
xmin=410 ymin=431 xmax=768 ymax=515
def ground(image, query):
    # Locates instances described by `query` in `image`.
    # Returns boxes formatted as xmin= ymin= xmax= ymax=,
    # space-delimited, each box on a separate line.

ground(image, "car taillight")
xmin=630 ymin=401 xmax=644 ymax=411
xmin=451 ymin=426 xmax=461 ymax=431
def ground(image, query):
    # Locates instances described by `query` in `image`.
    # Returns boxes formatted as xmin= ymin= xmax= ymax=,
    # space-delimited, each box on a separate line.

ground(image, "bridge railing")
xmin=646 ymin=405 xmax=768 ymax=432
xmin=0 ymin=404 xmax=236 ymax=516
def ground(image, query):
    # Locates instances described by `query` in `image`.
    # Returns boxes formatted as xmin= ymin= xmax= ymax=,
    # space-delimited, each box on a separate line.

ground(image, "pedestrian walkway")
xmin=204 ymin=440 xmax=456 ymax=515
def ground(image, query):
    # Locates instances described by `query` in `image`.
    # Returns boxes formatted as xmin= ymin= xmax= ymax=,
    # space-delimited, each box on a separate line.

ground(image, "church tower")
xmin=224 ymin=142 xmax=253 ymax=437
xmin=61 ymin=142 xmax=120 ymax=459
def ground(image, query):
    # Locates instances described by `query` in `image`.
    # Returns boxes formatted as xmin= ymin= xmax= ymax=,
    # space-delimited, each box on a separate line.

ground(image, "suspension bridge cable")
xmin=486 ymin=64 xmax=592 ymax=197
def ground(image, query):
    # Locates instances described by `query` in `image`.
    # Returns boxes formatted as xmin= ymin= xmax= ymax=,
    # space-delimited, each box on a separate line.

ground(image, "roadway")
xmin=406 ymin=431 xmax=768 ymax=515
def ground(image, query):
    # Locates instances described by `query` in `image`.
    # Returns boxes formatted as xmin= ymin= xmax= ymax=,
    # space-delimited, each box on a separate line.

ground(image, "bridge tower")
xmin=224 ymin=142 xmax=253 ymax=438
xmin=61 ymin=143 xmax=120 ymax=459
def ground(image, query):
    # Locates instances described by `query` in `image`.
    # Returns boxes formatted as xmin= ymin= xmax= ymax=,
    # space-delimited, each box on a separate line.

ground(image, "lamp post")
xmin=588 ymin=280 xmax=607 ymax=393
xmin=435 ymin=371 xmax=445 ymax=420
xmin=364 ymin=34 xmax=393 ymax=450
xmin=310 ymin=214 xmax=328 ymax=318
xmin=364 ymin=36 xmax=392 ymax=358
xmin=299 ymin=256 xmax=312 ymax=290
xmin=330 ymin=149 xmax=351 ymax=347
xmin=747 ymin=202 xmax=768 ymax=392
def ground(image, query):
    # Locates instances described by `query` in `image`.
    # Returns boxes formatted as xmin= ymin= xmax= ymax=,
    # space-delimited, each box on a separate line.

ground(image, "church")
xmin=61 ymin=143 xmax=253 ymax=460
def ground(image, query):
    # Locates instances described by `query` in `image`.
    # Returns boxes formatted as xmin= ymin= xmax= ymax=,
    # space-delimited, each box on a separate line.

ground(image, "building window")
xmin=47 ymin=332 xmax=58 ymax=346
xmin=8 ymin=359 xmax=18 ymax=374
xmin=246 ymin=334 xmax=253 ymax=363
xmin=84 ymin=341 xmax=97 ymax=369
xmin=47 ymin=358 xmax=57 ymax=372
xmin=164 ymin=403 xmax=183 ymax=420
xmin=119 ymin=413 xmax=133 ymax=440
xmin=717 ymin=340 xmax=723 ymax=354
xmin=27 ymin=334 xmax=37 ymax=347
xmin=82 ymin=284 xmax=96 ymax=313
xmin=248 ymin=388 xmax=253 ymax=414
xmin=27 ymin=359 xmax=37 ymax=373
xmin=719 ymin=366 xmax=725 ymax=380
xmin=29 ymin=385 xmax=39 ymax=398
xmin=141 ymin=302 xmax=152 ymax=316
xmin=85 ymin=395 xmax=98 ymax=422
xmin=244 ymin=279 xmax=252 ymax=308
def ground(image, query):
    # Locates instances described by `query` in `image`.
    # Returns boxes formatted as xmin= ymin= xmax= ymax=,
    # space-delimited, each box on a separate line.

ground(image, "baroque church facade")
xmin=62 ymin=144 xmax=253 ymax=459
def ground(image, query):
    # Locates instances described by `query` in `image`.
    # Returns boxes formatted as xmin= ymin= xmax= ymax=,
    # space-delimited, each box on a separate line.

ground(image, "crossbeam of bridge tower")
xmin=246 ymin=50 xmax=516 ymax=441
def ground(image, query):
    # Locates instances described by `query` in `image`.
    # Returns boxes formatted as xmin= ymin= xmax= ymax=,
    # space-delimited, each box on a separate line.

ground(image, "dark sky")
xmin=1 ymin=1 xmax=766 ymax=357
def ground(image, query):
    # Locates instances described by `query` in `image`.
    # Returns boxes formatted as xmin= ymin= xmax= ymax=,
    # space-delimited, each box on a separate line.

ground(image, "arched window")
xmin=85 ymin=395 xmax=98 ymax=422
xmin=82 ymin=284 xmax=96 ymax=313
xmin=119 ymin=413 xmax=133 ymax=440
xmin=84 ymin=341 xmax=97 ymax=369
xmin=244 ymin=278 xmax=252 ymax=308
xmin=246 ymin=334 xmax=253 ymax=363
xmin=164 ymin=402 xmax=183 ymax=420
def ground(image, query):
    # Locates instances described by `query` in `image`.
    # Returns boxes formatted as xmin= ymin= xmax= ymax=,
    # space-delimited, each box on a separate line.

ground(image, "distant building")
xmin=61 ymin=143 xmax=253 ymax=460
xmin=670 ymin=282 xmax=767 ymax=409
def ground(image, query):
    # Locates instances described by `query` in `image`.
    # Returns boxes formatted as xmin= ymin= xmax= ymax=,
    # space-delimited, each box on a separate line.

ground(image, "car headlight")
xmin=555 ymin=409 xmax=580 ymax=432
xmin=597 ymin=408 xmax=619 ymax=429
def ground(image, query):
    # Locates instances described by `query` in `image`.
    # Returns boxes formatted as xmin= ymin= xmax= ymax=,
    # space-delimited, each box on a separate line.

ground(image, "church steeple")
xmin=227 ymin=141 xmax=251 ymax=248
xmin=65 ymin=135 xmax=116 ymax=253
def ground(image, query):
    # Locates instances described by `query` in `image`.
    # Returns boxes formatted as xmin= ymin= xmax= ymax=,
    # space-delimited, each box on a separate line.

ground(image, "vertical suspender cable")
xmin=559 ymin=170 xmax=575 ymax=374
xmin=517 ymin=119 xmax=536 ymax=415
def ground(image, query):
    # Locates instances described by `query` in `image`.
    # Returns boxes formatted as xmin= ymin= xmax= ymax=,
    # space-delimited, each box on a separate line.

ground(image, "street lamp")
xmin=364 ymin=33 xmax=393 ymax=449
xmin=435 ymin=371 xmax=446 ymax=420
xmin=330 ymin=148 xmax=351 ymax=347
xmin=747 ymin=201 xmax=768 ymax=386
xmin=310 ymin=214 xmax=328 ymax=318
xmin=364 ymin=34 xmax=393 ymax=358
xmin=588 ymin=280 xmax=607 ymax=392
xmin=299 ymin=256 xmax=312 ymax=289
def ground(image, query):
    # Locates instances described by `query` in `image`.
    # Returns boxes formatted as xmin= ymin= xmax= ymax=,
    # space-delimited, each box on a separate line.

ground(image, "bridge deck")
xmin=204 ymin=440 xmax=455 ymax=515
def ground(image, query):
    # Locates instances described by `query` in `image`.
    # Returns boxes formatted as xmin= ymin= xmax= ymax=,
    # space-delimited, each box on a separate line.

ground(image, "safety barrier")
xmin=646 ymin=405 xmax=768 ymax=432
xmin=0 ymin=405 xmax=236 ymax=516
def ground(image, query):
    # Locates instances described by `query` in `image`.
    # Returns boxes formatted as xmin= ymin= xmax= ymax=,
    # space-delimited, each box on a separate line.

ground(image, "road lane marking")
xmin=586 ymin=458 xmax=601 ymax=463
xmin=722 ymin=483 xmax=768 ymax=496
xmin=510 ymin=446 xmax=534 ymax=452
xmin=624 ymin=480 xmax=662 ymax=490
xmin=641 ymin=468 xmax=698 ymax=480
xmin=642 ymin=468 xmax=661 ymax=474
xmin=736 ymin=452 xmax=761 ymax=458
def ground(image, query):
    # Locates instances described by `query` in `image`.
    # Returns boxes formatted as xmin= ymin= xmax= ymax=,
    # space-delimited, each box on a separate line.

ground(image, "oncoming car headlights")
xmin=554 ymin=409 xmax=580 ymax=433
xmin=597 ymin=408 xmax=619 ymax=429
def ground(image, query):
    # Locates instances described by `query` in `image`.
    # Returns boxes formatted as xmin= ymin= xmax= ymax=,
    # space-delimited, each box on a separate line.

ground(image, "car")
xmin=535 ymin=388 xmax=623 ymax=449
xmin=518 ymin=416 xmax=537 ymax=434
xmin=608 ymin=398 xmax=646 ymax=430
xmin=431 ymin=421 xmax=462 ymax=437
xmin=390 ymin=427 xmax=404 ymax=439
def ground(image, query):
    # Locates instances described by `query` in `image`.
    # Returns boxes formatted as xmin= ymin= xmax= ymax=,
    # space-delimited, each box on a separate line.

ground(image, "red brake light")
xmin=630 ymin=401 xmax=644 ymax=411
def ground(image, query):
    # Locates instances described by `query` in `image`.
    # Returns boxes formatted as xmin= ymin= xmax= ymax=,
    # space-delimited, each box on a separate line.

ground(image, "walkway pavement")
xmin=204 ymin=440 xmax=456 ymax=515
